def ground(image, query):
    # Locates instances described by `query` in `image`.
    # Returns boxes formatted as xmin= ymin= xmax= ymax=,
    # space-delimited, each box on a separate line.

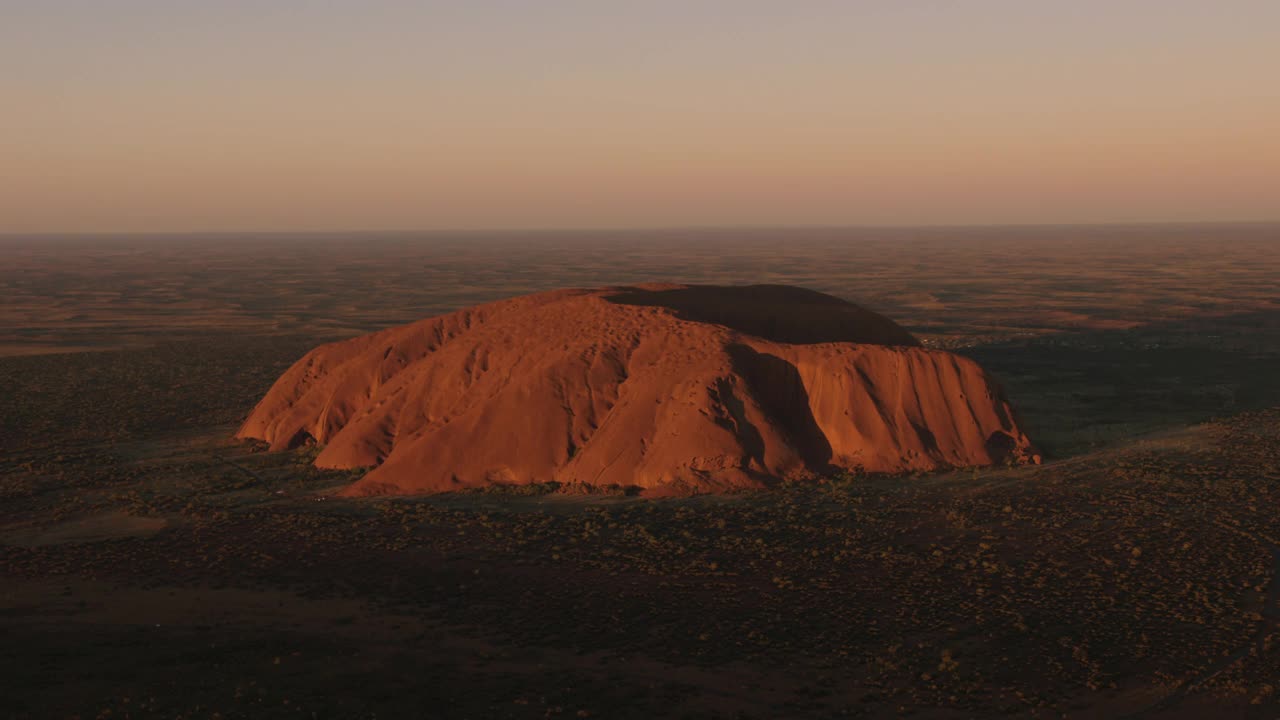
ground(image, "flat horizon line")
xmin=3 ymin=218 xmax=1279 ymax=240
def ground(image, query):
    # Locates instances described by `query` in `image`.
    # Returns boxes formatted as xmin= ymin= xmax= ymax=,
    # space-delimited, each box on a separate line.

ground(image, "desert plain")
xmin=4 ymin=224 xmax=1280 ymax=718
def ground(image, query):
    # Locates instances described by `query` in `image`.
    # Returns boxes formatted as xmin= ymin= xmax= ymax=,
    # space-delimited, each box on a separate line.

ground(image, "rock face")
xmin=237 ymin=285 xmax=1037 ymax=496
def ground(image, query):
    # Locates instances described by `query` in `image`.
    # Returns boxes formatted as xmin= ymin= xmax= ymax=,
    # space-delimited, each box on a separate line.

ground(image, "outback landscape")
xmin=3 ymin=225 xmax=1280 ymax=718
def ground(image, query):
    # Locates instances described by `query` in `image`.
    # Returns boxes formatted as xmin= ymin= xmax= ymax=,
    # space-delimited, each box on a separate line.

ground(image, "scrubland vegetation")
xmin=3 ymin=335 xmax=1280 ymax=717
xmin=3 ymin=228 xmax=1279 ymax=717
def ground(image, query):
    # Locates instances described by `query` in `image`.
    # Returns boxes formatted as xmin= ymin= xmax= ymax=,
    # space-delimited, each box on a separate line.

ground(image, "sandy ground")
xmin=4 ymin=226 xmax=1280 ymax=717
xmin=4 ymin=409 xmax=1280 ymax=718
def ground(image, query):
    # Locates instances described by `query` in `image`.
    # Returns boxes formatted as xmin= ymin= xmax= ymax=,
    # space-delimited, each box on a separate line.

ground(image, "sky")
xmin=2 ymin=0 xmax=1278 ymax=233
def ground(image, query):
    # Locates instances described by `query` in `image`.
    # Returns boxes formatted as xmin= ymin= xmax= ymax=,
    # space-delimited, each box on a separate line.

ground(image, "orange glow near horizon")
xmin=2 ymin=1 xmax=1277 ymax=233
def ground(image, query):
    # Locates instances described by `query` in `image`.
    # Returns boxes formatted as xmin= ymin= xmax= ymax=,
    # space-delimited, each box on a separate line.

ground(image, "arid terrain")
xmin=3 ymin=224 xmax=1280 ymax=718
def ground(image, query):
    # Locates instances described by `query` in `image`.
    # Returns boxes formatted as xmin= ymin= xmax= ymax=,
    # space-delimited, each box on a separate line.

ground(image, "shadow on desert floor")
xmin=960 ymin=306 xmax=1280 ymax=458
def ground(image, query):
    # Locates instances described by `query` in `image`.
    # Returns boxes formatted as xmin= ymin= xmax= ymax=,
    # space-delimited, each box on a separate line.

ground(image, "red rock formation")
xmin=237 ymin=284 xmax=1037 ymax=495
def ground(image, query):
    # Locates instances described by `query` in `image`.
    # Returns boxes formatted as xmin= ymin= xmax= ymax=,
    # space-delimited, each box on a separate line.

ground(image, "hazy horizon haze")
xmin=4 ymin=1 xmax=1278 ymax=233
